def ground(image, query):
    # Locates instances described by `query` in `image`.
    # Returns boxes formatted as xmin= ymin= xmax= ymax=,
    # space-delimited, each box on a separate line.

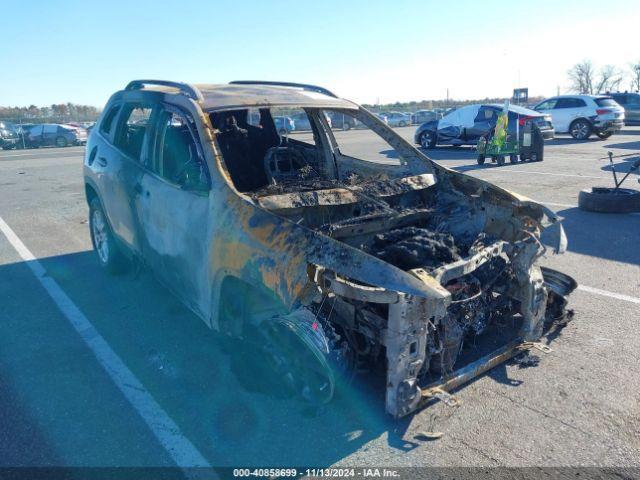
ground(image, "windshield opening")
xmin=210 ymin=106 xmax=431 ymax=196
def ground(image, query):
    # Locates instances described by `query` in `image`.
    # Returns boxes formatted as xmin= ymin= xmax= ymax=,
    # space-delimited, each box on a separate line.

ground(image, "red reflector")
xmin=518 ymin=115 xmax=533 ymax=126
xmin=596 ymin=109 xmax=611 ymax=115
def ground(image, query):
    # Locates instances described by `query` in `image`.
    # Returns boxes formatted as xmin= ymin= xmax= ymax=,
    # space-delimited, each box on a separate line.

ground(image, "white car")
xmin=533 ymin=95 xmax=624 ymax=140
xmin=379 ymin=111 xmax=412 ymax=127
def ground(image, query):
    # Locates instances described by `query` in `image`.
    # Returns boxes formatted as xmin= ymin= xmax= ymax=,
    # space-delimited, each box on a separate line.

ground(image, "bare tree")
xmin=568 ymin=60 xmax=594 ymax=94
xmin=631 ymin=61 xmax=640 ymax=92
xmin=594 ymin=65 xmax=623 ymax=94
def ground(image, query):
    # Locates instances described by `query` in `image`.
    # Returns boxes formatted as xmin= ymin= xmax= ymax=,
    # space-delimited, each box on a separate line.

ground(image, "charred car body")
xmin=84 ymin=80 xmax=575 ymax=417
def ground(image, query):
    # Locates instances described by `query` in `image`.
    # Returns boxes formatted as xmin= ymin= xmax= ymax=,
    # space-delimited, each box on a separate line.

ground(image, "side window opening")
xmin=100 ymin=105 xmax=120 ymax=137
xmin=210 ymin=107 xmax=323 ymax=193
xmin=152 ymin=110 xmax=209 ymax=191
xmin=114 ymin=104 xmax=155 ymax=161
xmin=322 ymin=109 xmax=403 ymax=166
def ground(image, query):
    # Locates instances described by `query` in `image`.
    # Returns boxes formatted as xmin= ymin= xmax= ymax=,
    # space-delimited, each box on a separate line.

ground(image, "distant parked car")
xmin=326 ymin=111 xmax=355 ymax=130
xmin=380 ymin=111 xmax=411 ymax=127
xmin=374 ymin=113 xmax=389 ymax=125
xmin=0 ymin=122 xmax=20 ymax=149
xmin=273 ymin=116 xmax=295 ymax=135
xmin=28 ymin=123 xmax=88 ymax=147
xmin=607 ymin=92 xmax=640 ymax=126
xmin=412 ymin=110 xmax=440 ymax=124
xmin=291 ymin=112 xmax=332 ymax=131
xmin=533 ymin=95 xmax=624 ymax=140
xmin=414 ymin=103 xmax=554 ymax=148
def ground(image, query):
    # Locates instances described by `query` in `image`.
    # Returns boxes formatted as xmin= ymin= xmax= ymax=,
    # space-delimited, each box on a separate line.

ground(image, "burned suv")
xmin=84 ymin=80 xmax=575 ymax=417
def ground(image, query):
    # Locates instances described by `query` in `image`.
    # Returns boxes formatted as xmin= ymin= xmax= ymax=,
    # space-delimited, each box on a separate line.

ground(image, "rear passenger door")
xmin=42 ymin=124 xmax=58 ymax=146
xmin=133 ymin=105 xmax=211 ymax=314
xmin=553 ymin=98 xmax=587 ymax=132
xmin=102 ymin=102 xmax=157 ymax=252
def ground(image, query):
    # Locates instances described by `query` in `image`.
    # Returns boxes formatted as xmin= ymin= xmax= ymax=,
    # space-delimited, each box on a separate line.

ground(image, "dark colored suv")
xmin=608 ymin=92 xmax=640 ymax=125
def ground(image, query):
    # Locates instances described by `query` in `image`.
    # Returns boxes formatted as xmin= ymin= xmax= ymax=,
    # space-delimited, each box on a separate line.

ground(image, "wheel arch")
xmin=569 ymin=117 xmax=593 ymax=128
xmin=212 ymin=273 xmax=289 ymax=336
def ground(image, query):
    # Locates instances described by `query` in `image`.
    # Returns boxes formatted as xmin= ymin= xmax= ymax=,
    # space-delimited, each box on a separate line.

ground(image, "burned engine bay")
xmin=251 ymin=167 xmax=575 ymax=417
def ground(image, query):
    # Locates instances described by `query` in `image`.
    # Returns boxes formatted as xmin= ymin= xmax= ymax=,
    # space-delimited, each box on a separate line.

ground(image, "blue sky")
xmin=2 ymin=0 xmax=639 ymax=107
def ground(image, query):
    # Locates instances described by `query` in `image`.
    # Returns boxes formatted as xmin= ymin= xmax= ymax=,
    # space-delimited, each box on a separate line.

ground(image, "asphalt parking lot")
xmin=0 ymin=127 xmax=639 ymax=470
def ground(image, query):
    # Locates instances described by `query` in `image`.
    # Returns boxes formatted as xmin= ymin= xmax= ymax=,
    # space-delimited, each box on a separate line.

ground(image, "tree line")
xmin=568 ymin=60 xmax=640 ymax=95
xmin=0 ymin=103 xmax=101 ymax=123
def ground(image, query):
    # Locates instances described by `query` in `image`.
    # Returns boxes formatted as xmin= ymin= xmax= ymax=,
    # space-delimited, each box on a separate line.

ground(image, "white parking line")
xmin=577 ymin=285 xmax=640 ymax=304
xmin=476 ymin=169 xmax=608 ymax=180
xmin=0 ymin=149 xmax=84 ymax=158
xmin=541 ymin=201 xmax=640 ymax=216
xmin=0 ymin=215 xmax=210 ymax=472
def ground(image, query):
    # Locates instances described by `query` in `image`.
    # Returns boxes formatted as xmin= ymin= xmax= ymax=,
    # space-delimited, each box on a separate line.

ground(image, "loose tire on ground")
xmin=89 ymin=197 xmax=129 ymax=273
xmin=578 ymin=187 xmax=640 ymax=213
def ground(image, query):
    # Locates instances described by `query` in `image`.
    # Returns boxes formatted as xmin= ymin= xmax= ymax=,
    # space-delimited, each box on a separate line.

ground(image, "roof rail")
xmin=125 ymin=80 xmax=203 ymax=102
xmin=229 ymin=80 xmax=338 ymax=98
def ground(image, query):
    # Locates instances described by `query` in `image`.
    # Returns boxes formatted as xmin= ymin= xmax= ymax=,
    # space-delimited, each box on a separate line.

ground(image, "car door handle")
xmin=133 ymin=183 xmax=150 ymax=197
xmin=97 ymin=157 xmax=107 ymax=167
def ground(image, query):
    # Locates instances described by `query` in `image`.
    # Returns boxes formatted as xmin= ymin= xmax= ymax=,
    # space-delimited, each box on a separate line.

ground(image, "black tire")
xmin=569 ymin=119 xmax=592 ymax=140
xmin=531 ymin=126 xmax=544 ymax=161
xmin=278 ymin=128 xmax=288 ymax=135
xmin=420 ymin=131 xmax=437 ymax=149
xmin=596 ymin=130 xmax=613 ymax=140
xmin=578 ymin=187 xmax=640 ymax=213
xmin=509 ymin=154 xmax=518 ymax=164
xmin=477 ymin=154 xmax=486 ymax=165
xmin=342 ymin=123 xmax=351 ymax=131
xmin=496 ymin=155 xmax=505 ymax=166
xmin=89 ymin=197 xmax=129 ymax=273
xmin=399 ymin=121 xmax=406 ymax=127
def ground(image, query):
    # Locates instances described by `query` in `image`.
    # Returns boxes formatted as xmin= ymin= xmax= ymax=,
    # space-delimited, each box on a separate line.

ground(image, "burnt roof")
xmin=123 ymin=80 xmax=357 ymax=111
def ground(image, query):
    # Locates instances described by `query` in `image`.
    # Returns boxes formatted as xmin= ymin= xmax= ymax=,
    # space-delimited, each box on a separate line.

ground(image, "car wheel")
xmin=531 ymin=126 xmax=544 ymax=161
xmin=595 ymin=130 xmax=613 ymax=139
xmin=342 ymin=123 xmax=351 ymax=131
xmin=89 ymin=197 xmax=128 ymax=274
xmin=399 ymin=121 xmax=406 ymax=127
xmin=509 ymin=154 xmax=518 ymax=164
xmin=477 ymin=154 xmax=485 ymax=165
xmin=578 ymin=187 xmax=640 ymax=213
xmin=420 ymin=131 xmax=437 ymax=149
xmin=255 ymin=317 xmax=334 ymax=406
xmin=569 ymin=119 xmax=592 ymax=140
xmin=56 ymin=136 xmax=68 ymax=147
xmin=497 ymin=155 xmax=505 ymax=166
xmin=278 ymin=128 xmax=288 ymax=135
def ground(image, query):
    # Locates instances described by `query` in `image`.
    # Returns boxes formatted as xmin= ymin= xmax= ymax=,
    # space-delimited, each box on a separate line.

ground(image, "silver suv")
xmin=533 ymin=94 xmax=624 ymax=140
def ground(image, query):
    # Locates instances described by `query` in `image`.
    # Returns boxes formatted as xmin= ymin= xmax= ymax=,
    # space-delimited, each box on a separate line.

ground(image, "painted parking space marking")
xmin=577 ymin=285 xmax=640 ymax=305
xmin=0 ymin=149 xmax=85 ymax=158
xmin=0 ymin=215 xmax=211 ymax=472
xmin=472 ymin=169 xmax=608 ymax=180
